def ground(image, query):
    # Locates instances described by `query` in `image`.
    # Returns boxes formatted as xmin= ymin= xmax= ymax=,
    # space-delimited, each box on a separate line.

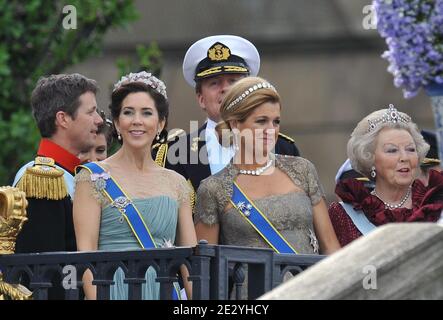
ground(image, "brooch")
xmin=111 ymin=196 xmax=132 ymax=213
xmin=236 ymin=201 xmax=253 ymax=217
xmin=308 ymin=229 xmax=319 ymax=254
xmin=90 ymin=172 xmax=110 ymax=191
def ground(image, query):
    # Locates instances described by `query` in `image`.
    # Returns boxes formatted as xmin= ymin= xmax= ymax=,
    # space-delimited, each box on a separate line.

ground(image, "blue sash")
xmin=230 ymin=182 xmax=298 ymax=254
xmin=77 ymin=162 xmax=181 ymax=300
xmin=339 ymin=202 xmax=376 ymax=236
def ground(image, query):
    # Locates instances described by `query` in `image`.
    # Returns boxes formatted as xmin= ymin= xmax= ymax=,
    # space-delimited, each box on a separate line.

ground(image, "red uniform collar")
xmin=37 ymin=139 xmax=80 ymax=174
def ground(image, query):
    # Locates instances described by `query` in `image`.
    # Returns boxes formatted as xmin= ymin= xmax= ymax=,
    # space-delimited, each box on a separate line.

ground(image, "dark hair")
xmin=31 ymin=73 xmax=98 ymax=137
xmin=109 ymin=82 xmax=169 ymax=142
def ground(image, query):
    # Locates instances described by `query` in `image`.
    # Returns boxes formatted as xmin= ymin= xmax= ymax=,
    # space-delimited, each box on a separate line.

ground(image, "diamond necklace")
xmin=371 ymin=186 xmax=412 ymax=210
xmin=239 ymin=159 xmax=273 ymax=176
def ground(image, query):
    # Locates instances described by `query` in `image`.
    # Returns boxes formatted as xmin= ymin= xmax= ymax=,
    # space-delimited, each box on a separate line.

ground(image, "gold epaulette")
xmin=154 ymin=143 xmax=169 ymax=167
xmin=16 ymin=157 xmax=67 ymax=200
xmin=278 ymin=132 xmax=295 ymax=143
xmin=153 ymin=129 xmax=186 ymax=167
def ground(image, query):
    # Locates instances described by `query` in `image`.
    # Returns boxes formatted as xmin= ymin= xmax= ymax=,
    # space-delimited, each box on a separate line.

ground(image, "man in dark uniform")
xmin=12 ymin=74 xmax=103 ymax=254
xmin=419 ymin=129 xmax=441 ymax=185
xmin=153 ymin=35 xmax=300 ymax=198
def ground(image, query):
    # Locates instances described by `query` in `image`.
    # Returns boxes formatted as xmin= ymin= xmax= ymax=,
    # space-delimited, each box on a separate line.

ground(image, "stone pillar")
xmin=260 ymin=223 xmax=443 ymax=300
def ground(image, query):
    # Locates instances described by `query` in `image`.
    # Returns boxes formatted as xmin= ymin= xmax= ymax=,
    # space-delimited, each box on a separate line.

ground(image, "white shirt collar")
xmin=204 ymin=118 xmax=235 ymax=174
xmin=205 ymin=118 xmax=217 ymax=131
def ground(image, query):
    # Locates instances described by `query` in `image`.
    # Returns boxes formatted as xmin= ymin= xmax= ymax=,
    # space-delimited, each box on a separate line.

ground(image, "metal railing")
xmin=0 ymin=241 xmax=324 ymax=300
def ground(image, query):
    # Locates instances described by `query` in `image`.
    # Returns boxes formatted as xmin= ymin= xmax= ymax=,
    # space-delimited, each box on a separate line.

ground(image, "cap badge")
xmin=208 ymin=42 xmax=230 ymax=61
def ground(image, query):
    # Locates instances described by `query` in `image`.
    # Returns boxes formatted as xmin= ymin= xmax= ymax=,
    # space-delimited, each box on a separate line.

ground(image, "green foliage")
xmin=0 ymin=110 xmax=39 ymax=182
xmin=0 ymin=0 xmax=138 ymax=184
xmin=116 ymin=42 xmax=163 ymax=78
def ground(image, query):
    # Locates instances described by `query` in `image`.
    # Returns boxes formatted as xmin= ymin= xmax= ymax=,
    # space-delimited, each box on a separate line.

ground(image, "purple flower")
xmin=374 ymin=0 xmax=443 ymax=98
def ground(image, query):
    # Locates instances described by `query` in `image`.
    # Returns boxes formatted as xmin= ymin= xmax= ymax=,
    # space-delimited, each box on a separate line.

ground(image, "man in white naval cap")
xmin=153 ymin=35 xmax=300 ymax=196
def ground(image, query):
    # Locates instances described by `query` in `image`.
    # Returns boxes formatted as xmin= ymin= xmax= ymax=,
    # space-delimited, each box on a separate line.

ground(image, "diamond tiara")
xmin=226 ymin=82 xmax=276 ymax=111
xmin=367 ymin=104 xmax=411 ymax=133
xmin=113 ymin=71 xmax=167 ymax=100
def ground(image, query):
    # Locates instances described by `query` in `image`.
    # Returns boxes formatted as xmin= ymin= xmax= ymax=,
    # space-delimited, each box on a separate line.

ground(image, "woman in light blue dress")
xmin=73 ymin=72 xmax=197 ymax=300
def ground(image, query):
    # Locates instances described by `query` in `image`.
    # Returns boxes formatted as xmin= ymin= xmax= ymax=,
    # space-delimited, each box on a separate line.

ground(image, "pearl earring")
xmin=370 ymin=166 xmax=376 ymax=178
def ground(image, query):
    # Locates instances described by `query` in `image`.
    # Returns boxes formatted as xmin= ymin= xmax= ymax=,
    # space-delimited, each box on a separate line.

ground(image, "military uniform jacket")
xmin=153 ymin=123 xmax=300 ymax=193
xmin=12 ymin=139 xmax=79 ymax=254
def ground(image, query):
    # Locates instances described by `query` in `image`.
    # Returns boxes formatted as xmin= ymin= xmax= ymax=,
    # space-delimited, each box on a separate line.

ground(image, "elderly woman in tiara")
xmin=73 ymin=72 xmax=197 ymax=300
xmin=328 ymin=105 xmax=443 ymax=247
xmin=194 ymin=76 xmax=341 ymax=257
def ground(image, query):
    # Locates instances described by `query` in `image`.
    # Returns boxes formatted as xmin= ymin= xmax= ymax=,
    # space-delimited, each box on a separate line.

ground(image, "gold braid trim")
xmin=422 ymin=157 xmax=441 ymax=165
xmin=0 ymin=273 xmax=32 ymax=300
xmin=187 ymin=179 xmax=196 ymax=212
xmin=154 ymin=144 xmax=168 ymax=167
xmin=278 ymin=132 xmax=295 ymax=143
xmin=166 ymin=129 xmax=185 ymax=141
xmin=196 ymin=66 xmax=222 ymax=77
xmin=16 ymin=157 xmax=67 ymax=200
xmin=153 ymin=129 xmax=186 ymax=167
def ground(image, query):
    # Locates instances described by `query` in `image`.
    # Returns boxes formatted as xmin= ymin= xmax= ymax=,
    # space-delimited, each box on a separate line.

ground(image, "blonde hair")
xmin=215 ymin=76 xmax=281 ymax=146
xmin=347 ymin=108 xmax=429 ymax=178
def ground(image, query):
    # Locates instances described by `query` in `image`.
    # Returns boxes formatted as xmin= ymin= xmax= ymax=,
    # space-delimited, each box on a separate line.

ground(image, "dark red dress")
xmin=328 ymin=170 xmax=443 ymax=247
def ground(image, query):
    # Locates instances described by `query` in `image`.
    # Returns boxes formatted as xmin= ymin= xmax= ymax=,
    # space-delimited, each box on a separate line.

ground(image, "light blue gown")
xmin=98 ymin=196 xmax=178 ymax=300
